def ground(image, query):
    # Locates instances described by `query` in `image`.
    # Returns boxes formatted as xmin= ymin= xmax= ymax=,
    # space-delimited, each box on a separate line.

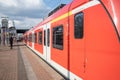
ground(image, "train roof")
xmin=26 ymin=0 xmax=120 ymax=38
xmin=26 ymin=0 xmax=92 ymax=34
xmin=26 ymin=1 xmax=73 ymax=34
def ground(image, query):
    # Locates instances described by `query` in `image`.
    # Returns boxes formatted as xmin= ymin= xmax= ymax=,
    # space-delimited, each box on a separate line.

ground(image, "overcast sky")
xmin=0 ymin=0 xmax=72 ymax=29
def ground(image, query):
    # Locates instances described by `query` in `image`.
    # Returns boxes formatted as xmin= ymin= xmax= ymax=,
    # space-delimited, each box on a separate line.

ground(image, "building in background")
xmin=8 ymin=20 xmax=17 ymax=39
xmin=0 ymin=26 xmax=1 ymax=44
xmin=1 ymin=17 xmax=9 ymax=45
xmin=0 ymin=17 xmax=17 ymax=45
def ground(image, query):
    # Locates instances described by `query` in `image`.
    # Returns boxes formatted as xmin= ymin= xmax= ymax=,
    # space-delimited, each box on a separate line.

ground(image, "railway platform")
xmin=0 ymin=42 xmax=65 ymax=80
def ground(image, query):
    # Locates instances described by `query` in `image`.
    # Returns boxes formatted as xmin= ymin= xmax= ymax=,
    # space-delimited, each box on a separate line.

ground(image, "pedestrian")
xmin=9 ymin=36 xmax=13 ymax=49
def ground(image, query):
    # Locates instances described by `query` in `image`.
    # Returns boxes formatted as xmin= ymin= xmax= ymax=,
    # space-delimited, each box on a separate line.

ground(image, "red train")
xmin=24 ymin=0 xmax=120 ymax=80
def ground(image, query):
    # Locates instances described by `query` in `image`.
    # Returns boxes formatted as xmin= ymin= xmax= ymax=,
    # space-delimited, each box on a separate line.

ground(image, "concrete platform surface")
xmin=0 ymin=42 xmax=65 ymax=80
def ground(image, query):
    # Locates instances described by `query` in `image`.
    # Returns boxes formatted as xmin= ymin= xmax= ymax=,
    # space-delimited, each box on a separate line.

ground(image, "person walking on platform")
xmin=9 ymin=36 xmax=13 ymax=49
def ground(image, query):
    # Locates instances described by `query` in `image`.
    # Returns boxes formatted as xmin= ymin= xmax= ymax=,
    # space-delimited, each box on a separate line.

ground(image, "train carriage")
xmin=24 ymin=0 xmax=120 ymax=80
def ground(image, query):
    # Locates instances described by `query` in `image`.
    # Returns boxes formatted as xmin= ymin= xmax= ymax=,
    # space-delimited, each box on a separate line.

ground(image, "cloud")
xmin=0 ymin=0 xmax=51 ymax=29
xmin=14 ymin=17 xmax=43 ymax=29
xmin=0 ymin=0 xmax=72 ymax=29
xmin=0 ymin=0 xmax=45 ymax=9
xmin=0 ymin=0 xmax=50 ymax=18
xmin=0 ymin=0 xmax=17 ymax=7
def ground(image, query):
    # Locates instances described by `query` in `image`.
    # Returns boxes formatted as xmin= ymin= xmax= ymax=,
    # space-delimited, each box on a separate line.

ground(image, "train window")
xmin=26 ymin=35 xmax=27 ymax=41
xmin=29 ymin=34 xmax=32 ymax=42
xmin=44 ymin=30 xmax=46 ymax=46
xmin=74 ymin=12 xmax=84 ymax=39
xmin=24 ymin=35 xmax=27 ymax=42
xmin=32 ymin=33 xmax=34 ymax=42
xmin=34 ymin=33 xmax=37 ymax=43
xmin=39 ymin=31 xmax=42 ymax=44
xmin=52 ymin=25 xmax=63 ymax=50
xmin=28 ymin=35 xmax=30 ymax=41
xmin=47 ymin=29 xmax=50 ymax=47
xmin=28 ymin=36 xmax=29 ymax=41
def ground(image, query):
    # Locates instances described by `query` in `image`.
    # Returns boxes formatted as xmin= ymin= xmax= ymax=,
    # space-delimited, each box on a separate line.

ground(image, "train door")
xmin=29 ymin=33 xmax=32 ymax=47
xmin=46 ymin=23 xmax=51 ymax=62
xmin=43 ymin=24 xmax=47 ymax=60
xmin=32 ymin=31 xmax=34 ymax=49
xmin=27 ymin=33 xmax=29 ymax=46
xmin=43 ymin=23 xmax=50 ymax=61
xmin=69 ymin=10 xmax=85 ymax=80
